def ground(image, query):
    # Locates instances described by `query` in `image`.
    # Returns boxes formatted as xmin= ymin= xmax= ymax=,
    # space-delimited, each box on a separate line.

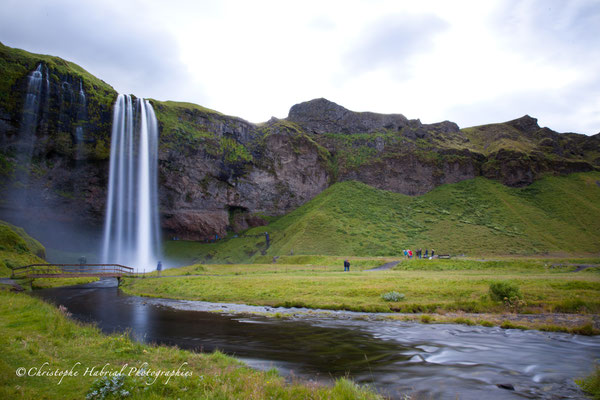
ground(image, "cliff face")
xmin=1 ymin=43 xmax=598 ymax=243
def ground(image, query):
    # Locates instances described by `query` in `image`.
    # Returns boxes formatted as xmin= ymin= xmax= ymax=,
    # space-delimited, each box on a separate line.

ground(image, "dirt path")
xmin=365 ymin=261 xmax=401 ymax=271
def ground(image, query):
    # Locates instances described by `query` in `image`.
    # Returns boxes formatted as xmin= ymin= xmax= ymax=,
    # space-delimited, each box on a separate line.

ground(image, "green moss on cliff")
xmin=220 ymin=136 xmax=252 ymax=162
xmin=0 ymin=41 xmax=116 ymax=117
xmin=151 ymin=99 xmax=226 ymax=153
xmin=0 ymin=42 xmax=117 ymax=162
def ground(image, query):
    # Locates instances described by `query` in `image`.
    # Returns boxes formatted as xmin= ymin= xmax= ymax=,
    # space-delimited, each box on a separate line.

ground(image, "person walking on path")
xmin=344 ymin=259 xmax=350 ymax=272
xmin=157 ymin=261 xmax=162 ymax=277
xmin=408 ymin=249 xmax=413 ymax=259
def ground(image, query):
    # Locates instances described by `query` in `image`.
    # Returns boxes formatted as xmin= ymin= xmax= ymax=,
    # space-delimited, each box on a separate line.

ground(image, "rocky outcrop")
xmin=157 ymin=122 xmax=330 ymax=240
xmin=506 ymin=115 xmax=540 ymax=134
xmin=482 ymin=149 xmax=595 ymax=186
xmin=288 ymin=98 xmax=411 ymax=134
xmin=341 ymin=152 xmax=479 ymax=195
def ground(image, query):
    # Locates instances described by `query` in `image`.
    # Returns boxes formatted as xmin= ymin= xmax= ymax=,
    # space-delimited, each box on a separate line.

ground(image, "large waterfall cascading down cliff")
xmin=101 ymin=94 xmax=161 ymax=272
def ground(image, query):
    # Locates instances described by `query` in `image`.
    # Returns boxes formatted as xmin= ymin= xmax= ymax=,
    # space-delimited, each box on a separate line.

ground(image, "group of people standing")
xmin=403 ymin=248 xmax=434 ymax=259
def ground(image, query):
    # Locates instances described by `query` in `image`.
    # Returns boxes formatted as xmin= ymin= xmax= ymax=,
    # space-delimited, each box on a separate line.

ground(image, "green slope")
xmin=0 ymin=221 xmax=46 ymax=277
xmin=164 ymin=172 xmax=600 ymax=263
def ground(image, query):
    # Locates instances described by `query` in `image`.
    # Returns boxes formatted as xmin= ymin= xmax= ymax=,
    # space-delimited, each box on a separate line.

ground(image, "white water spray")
xmin=101 ymin=94 xmax=161 ymax=271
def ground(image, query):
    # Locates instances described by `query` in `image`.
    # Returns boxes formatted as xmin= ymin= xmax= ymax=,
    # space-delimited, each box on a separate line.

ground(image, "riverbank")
xmin=0 ymin=289 xmax=380 ymax=399
xmin=121 ymin=258 xmax=600 ymax=333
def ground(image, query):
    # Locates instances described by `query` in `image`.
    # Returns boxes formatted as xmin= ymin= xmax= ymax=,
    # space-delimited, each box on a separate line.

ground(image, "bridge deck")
xmin=11 ymin=263 xmax=135 ymax=279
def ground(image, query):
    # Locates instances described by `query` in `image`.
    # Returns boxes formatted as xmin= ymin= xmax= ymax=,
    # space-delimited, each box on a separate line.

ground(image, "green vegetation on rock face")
xmin=0 ymin=42 xmax=117 ymax=162
xmin=0 ymin=221 xmax=46 ymax=277
xmin=163 ymin=172 xmax=600 ymax=263
xmin=0 ymin=41 xmax=116 ymax=115
xmin=0 ymin=290 xmax=380 ymax=399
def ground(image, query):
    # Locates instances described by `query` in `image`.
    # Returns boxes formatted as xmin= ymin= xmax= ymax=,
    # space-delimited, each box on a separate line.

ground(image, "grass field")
xmin=162 ymin=172 xmax=600 ymax=265
xmin=122 ymin=258 xmax=600 ymax=320
xmin=0 ymin=289 xmax=380 ymax=399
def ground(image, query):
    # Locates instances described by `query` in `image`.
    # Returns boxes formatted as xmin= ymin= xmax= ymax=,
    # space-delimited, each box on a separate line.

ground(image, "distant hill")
xmin=165 ymin=172 xmax=600 ymax=262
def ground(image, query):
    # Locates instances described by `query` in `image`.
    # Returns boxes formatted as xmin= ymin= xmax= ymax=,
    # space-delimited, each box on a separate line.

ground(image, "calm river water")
xmin=32 ymin=279 xmax=599 ymax=399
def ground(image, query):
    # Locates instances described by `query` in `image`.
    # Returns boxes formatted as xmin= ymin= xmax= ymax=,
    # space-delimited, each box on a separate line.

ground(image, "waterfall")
xmin=21 ymin=64 xmax=44 ymax=138
xmin=9 ymin=63 xmax=46 ymax=208
xmin=74 ymin=79 xmax=87 ymax=144
xmin=101 ymin=94 xmax=161 ymax=272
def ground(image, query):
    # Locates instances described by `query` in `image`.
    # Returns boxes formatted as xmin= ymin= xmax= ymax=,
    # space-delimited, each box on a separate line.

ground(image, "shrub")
xmin=489 ymin=281 xmax=521 ymax=302
xmin=381 ymin=291 xmax=405 ymax=302
xmin=86 ymin=375 xmax=134 ymax=399
xmin=576 ymin=366 xmax=600 ymax=399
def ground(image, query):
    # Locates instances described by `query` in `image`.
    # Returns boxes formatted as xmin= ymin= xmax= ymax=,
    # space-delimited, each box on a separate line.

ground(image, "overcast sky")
xmin=1 ymin=0 xmax=598 ymax=134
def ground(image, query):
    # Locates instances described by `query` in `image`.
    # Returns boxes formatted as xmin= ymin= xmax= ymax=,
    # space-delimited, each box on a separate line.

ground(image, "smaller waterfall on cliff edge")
xmin=21 ymin=64 xmax=44 ymax=139
xmin=8 ymin=63 xmax=47 ymax=208
xmin=74 ymin=79 xmax=87 ymax=147
xmin=101 ymin=94 xmax=161 ymax=272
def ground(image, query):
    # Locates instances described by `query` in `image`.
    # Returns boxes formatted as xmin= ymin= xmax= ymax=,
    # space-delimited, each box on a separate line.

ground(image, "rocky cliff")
xmin=1 ymin=43 xmax=598 ymax=244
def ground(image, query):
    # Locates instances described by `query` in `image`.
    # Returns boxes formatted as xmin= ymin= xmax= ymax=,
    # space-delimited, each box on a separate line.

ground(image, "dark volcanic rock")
xmin=506 ymin=115 xmax=540 ymax=134
xmin=288 ymin=98 xmax=411 ymax=134
xmin=341 ymin=151 xmax=480 ymax=195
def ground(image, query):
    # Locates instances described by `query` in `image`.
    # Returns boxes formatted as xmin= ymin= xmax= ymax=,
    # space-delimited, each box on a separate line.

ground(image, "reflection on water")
xmin=33 ymin=279 xmax=599 ymax=400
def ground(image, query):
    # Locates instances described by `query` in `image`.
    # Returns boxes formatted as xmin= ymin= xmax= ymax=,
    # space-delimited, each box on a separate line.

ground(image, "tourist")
xmin=344 ymin=259 xmax=350 ymax=271
xmin=157 ymin=261 xmax=162 ymax=277
xmin=424 ymin=249 xmax=428 ymax=258
xmin=431 ymin=249 xmax=435 ymax=258
xmin=403 ymin=249 xmax=408 ymax=258
xmin=408 ymin=249 xmax=413 ymax=259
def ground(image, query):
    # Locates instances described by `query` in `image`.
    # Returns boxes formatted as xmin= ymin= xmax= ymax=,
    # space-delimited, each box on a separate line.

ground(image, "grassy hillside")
xmin=0 ymin=221 xmax=46 ymax=277
xmin=164 ymin=172 xmax=600 ymax=263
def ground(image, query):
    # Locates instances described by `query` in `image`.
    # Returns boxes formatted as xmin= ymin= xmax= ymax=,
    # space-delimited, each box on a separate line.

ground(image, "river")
xmin=32 ymin=279 xmax=599 ymax=399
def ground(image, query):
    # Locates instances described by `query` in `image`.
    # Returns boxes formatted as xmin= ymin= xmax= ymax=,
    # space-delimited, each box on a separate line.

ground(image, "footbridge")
xmin=11 ymin=264 xmax=135 ymax=281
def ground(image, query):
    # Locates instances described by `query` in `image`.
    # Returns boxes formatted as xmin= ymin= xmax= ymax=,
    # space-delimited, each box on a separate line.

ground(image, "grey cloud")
xmin=448 ymin=75 xmax=600 ymax=135
xmin=0 ymin=0 xmax=204 ymax=102
xmin=492 ymin=0 xmax=600 ymax=61
xmin=474 ymin=0 xmax=600 ymax=135
xmin=344 ymin=13 xmax=448 ymax=75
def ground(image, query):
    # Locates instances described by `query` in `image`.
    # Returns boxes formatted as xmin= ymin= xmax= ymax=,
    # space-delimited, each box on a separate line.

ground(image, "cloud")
xmin=448 ymin=74 xmax=600 ymax=134
xmin=344 ymin=13 xmax=449 ymax=76
xmin=469 ymin=0 xmax=600 ymax=134
xmin=0 ymin=0 xmax=204 ymax=102
xmin=492 ymin=0 xmax=600 ymax=59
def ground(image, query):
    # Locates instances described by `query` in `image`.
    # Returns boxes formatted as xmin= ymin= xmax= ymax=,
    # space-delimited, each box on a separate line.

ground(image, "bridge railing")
xmin=11 ymin=264 xmax=134 ymax=279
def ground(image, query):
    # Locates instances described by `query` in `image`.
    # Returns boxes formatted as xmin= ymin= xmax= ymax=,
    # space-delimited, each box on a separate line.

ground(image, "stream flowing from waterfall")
xmin=101 ymin=94 xmax=161 ymax=271
xmin=33 ymin=280 xmax=599 ymax=400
